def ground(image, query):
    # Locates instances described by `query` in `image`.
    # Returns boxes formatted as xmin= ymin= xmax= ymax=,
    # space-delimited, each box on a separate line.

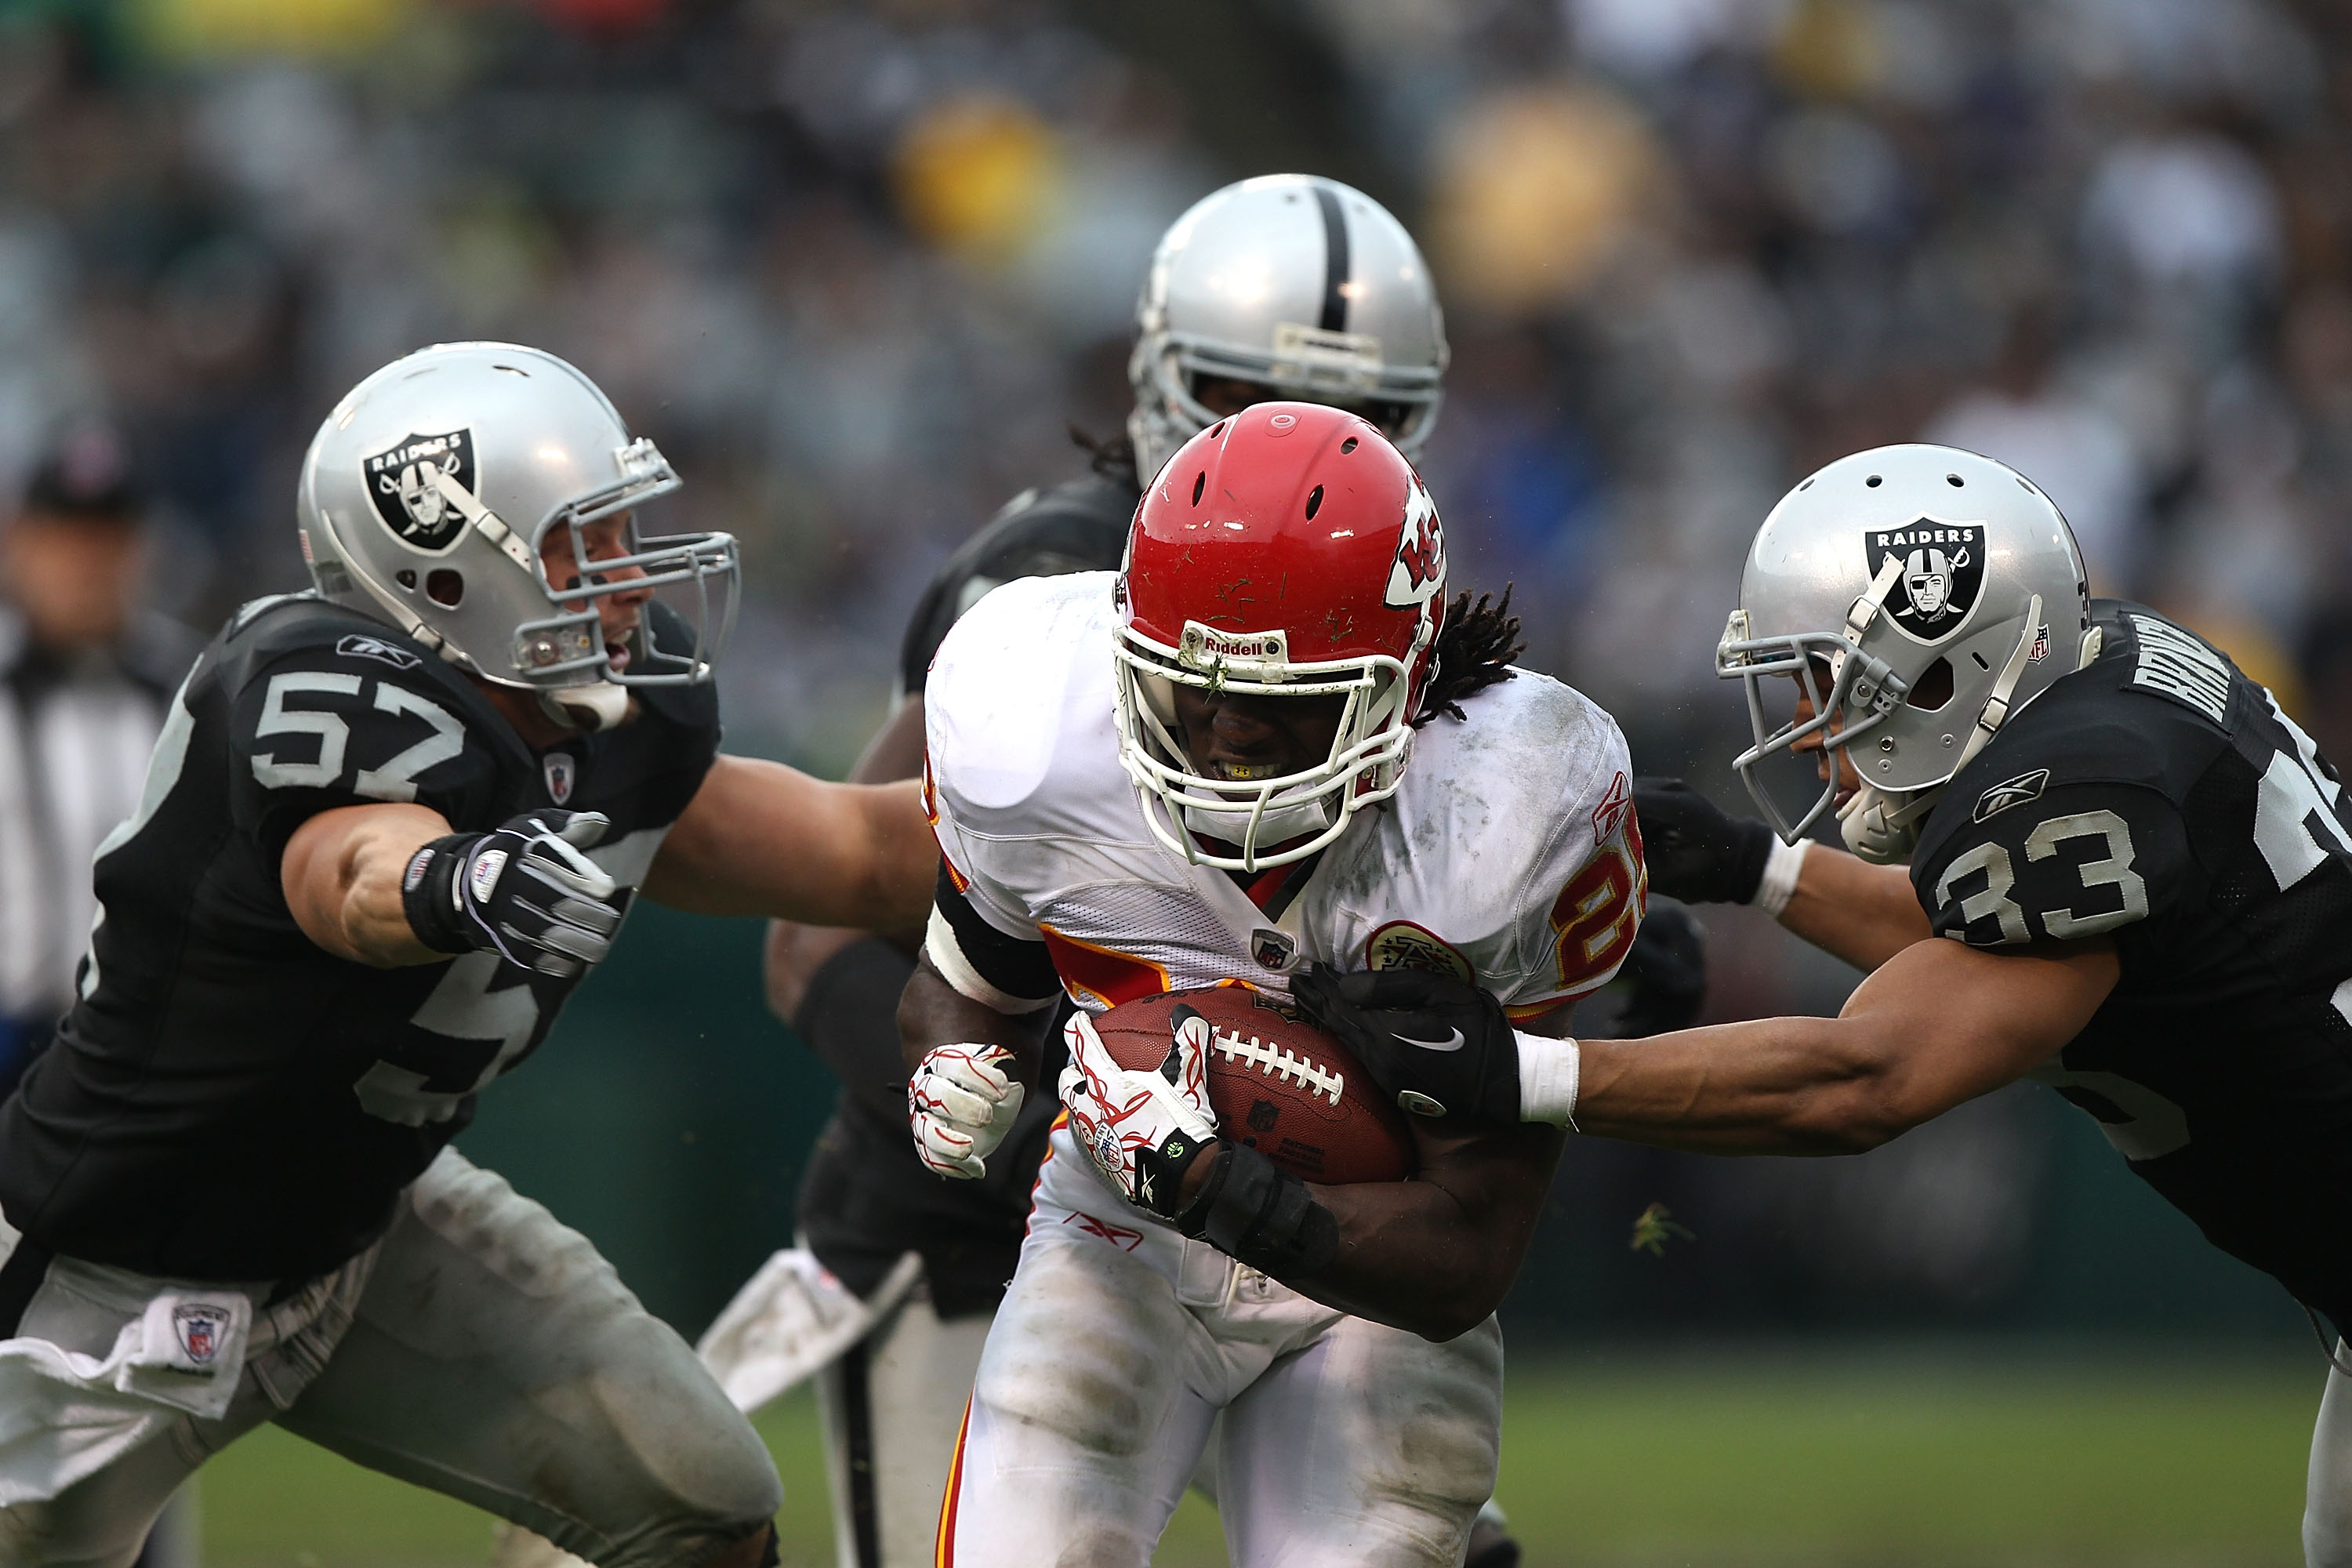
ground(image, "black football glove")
xmin=1609 ymin=905 xmax=1708 ymax=1036
xmin=1634 ymin=776 xmax=1777 ymax=905
xmin=1290 ymin=963 xmax=1521 ymax=1123
xmin=401 ymin=810 xmax=622 ymax=979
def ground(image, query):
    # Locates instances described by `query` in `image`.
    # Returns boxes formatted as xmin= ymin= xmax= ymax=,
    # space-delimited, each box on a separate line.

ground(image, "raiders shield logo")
xmin=1867 ymin=521 xmax=1986 ymax=640
xmin=543 ymin=753 xmax=577 ymax=805
xmin=363 ymin=429 xmax=477 ymax=552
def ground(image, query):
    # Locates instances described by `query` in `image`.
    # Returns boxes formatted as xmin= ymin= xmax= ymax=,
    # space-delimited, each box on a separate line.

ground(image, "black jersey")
xmin=1911 ymin=601 xmax=2352 ymax=1327
xmin=804 ymin=463 xmax=1134 ymax=1312
xmin=0 ymin=593 xmax=718 ymax=1283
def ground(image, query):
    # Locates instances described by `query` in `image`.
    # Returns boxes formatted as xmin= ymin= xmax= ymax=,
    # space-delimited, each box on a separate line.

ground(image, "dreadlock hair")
xmin=1068 ymin=423 xmax=1139 ymax=482
xmin=1415 ymin=586 xmax=1523 ymax=726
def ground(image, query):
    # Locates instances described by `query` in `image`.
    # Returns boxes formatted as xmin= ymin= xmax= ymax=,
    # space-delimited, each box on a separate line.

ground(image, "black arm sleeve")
xmin=934 ymin=862 xmax=1061 ymax=1004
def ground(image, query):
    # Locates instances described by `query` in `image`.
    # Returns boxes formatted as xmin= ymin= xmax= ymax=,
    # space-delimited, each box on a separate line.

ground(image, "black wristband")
xmin=1173 ymin=1143 xmax=1338 ymax=1278
xmin=1726 ymin=816 xmax=1777 ymax=905
xmin=399 ymin=833 xmax=477 ymax=956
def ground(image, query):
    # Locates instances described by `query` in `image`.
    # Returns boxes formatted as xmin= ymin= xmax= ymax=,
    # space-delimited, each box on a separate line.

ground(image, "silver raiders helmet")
xmin=1719 ymin=443 xmax=2090 ymax=862
xmin=1127 ymin=174 xmax=1447 ymax=485
xmin=297 ymin=342 xmax=736 ymax=728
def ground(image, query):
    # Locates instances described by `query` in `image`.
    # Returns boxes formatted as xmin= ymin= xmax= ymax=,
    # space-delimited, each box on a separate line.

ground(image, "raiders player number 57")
xmin=1298 ymin=443 xmax=2352 ymax=1566
xmin=0 ymin=343 xmax=937 ymax=1566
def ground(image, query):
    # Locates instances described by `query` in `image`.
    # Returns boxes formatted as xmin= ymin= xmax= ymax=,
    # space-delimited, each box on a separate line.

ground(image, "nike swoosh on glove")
xmin=909 ymin=1043 xmax=1027 ymax=1179
xmin=1290 ymin=963 xmax=1522 ymax=1122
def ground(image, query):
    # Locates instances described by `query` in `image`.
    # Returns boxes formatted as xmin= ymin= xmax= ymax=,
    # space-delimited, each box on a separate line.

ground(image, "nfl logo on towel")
xmin=173 ymin=1303 xmax=225 ymax=1368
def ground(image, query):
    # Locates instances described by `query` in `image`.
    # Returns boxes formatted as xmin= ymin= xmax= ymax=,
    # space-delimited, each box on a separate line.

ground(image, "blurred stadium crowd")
xmin=2 ymin=0 xmax=2347 ymax=1334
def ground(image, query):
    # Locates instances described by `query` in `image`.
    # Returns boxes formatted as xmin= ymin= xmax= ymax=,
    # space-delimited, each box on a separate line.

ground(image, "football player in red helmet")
xmin=903 ymin=404 xmax=1644 ymax=1566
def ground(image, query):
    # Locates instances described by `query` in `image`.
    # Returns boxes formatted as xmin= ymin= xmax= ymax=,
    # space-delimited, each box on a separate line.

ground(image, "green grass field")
xmin=195 ymin=1342 xmax=2324 ymax=1567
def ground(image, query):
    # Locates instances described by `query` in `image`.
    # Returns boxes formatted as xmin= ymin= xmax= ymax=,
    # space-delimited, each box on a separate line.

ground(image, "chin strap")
xmin=1838 ymin=593 xmax=2045 ymax=866
xmin=1836 ymin=783 xmax=1942 ymax=864
xmin=543 ymin=682 xmax=632 ymax=733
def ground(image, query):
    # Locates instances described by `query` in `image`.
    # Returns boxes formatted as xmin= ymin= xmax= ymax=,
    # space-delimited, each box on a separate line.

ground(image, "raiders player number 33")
xmin=1300 ymin=443 xmax=2352 ymax=1566
xmin=0 ymin=343 xmax=936 ymax=1566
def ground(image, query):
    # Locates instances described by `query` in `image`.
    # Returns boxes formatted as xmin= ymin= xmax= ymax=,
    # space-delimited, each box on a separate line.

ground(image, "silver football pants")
xmin=0 ymin=1149 xmax=779 ymax=1567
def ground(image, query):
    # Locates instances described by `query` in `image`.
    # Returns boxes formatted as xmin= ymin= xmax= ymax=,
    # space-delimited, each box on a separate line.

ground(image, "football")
xmin=1090 ymin=985 xmax=1414 ymax=1185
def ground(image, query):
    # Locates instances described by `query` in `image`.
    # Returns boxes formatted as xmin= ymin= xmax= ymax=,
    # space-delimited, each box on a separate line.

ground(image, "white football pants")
xmin=2306 ymin=1347 xmax=2352 ymax=1565
xmin=936 ymin=1142 xmax=1503 ymax=1568
xmin=0 ymin=1149 xmax=779 ymax=1567
xmin=815 ymin=1283 xmax=994 ymax=1568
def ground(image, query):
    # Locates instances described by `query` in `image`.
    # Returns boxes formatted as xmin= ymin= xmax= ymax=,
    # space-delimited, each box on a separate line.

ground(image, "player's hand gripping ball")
xmin=907 ymin=1043 xmax=1026 ymax=1179
xmin=1060 ymin=1005 xmax=1219 ymax=1218
xmin=1083 ymin=987 xmax=1413 ymax=1184
xmin=400 ymin=809 xmax=624 ymax=979
xmin=1291 ymin=963 xmax=1523 ymax=1123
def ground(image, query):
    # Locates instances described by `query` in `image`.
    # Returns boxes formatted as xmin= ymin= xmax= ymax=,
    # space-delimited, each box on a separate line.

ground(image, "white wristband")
xmin=1751 ymin=836 xmax=1809 ymax=919
xmin=1514 ymin=1031 xmax=1581 ymax=1129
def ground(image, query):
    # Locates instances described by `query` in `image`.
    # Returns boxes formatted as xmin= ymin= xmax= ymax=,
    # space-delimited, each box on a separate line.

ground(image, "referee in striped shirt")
xmin=0 ymin=429 xmax=194 ymax=1097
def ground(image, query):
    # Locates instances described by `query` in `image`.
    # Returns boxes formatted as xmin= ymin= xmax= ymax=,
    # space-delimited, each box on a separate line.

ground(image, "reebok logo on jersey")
xmin=336 ymin=633 xmax=422 ymax=671
xmin=469 ymin=848 xmax=509 ymax=903
xmin=1592 ymin=770 xmax=1632 ymax=848
xmin=1973 ymin=768 xmax=2049 ymax=822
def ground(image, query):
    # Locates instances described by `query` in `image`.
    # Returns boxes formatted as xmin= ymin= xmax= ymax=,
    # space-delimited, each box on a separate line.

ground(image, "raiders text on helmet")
xmin=1717 ymin=444 xmax=2089 ymax=858
xmin=297 ymin=343 xmax=738 ymax=722
xmin=1114 ymin=402 xmax=1446 ymax=871
xmin=1127 ymin=175 xmax=1448 ymax=486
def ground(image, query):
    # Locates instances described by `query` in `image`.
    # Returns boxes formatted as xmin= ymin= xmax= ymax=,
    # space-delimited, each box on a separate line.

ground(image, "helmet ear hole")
xmin=1192 ymin=471 xmax=1206 ymax=506
xmin=425 ymin=569 xmax=464 ymax=608
xmin=1906 ymin=657 xmax=1955 ymax=711
xmin=395 ymin=569 xmax=417 ymax=590
xmin=1305 ymin=485 xmax=1324 ymax=520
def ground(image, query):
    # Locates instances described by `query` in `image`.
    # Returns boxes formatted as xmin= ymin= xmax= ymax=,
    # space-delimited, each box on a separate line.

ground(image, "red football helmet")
xmin=1113 ymin=401 xmax=1448 ymax=870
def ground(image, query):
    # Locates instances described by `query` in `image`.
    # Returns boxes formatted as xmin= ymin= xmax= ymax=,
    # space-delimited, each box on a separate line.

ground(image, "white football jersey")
xmin=924 ymin=572 xmax=1645 ymax=1021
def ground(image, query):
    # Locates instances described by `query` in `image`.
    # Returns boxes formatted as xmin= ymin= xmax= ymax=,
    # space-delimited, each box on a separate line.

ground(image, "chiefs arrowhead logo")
xmin=1383 ymin=481 xmax=1446 ymax=609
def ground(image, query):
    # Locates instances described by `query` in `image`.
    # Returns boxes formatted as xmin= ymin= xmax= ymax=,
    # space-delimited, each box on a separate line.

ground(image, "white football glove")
xmin=1058 ymin=1006 xmax=1218 ymax=1218
xmin=908 ymin=1043 xmax=1026 ymax=1179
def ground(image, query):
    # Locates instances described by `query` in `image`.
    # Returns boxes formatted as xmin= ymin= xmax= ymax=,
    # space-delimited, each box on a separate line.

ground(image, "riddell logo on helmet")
xmin=1383 ymin=483 xmax=1446 ymax=608
xmin=1179 ymin=624 xmax=1289 ymax=668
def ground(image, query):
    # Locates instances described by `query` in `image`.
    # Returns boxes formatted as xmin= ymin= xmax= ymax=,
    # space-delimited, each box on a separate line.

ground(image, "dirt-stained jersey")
xmin=1912 ymin=600 xmax=2352 ymax=1327
xmin=925 ymin=572 xmax=1646 ymax=1024
xmin=0 ymin=593 xmax=717 ymax=1283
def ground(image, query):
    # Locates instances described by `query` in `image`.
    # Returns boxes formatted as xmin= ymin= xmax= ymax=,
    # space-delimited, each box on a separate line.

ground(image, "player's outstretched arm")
xmin=641 ymin=753 xmax=935 ymax=929
xmin=1573 ymin=935 xmax=2118 ymax=1153
xmin=283 ymin=801 xmax=454 ymax=967
xmin=1637 ymin=776 xmax=1926 ymax=971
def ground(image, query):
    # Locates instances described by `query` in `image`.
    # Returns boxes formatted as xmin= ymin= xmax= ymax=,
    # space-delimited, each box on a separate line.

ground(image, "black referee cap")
xmin=20 ymin=426 xmax=143 ymax=521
